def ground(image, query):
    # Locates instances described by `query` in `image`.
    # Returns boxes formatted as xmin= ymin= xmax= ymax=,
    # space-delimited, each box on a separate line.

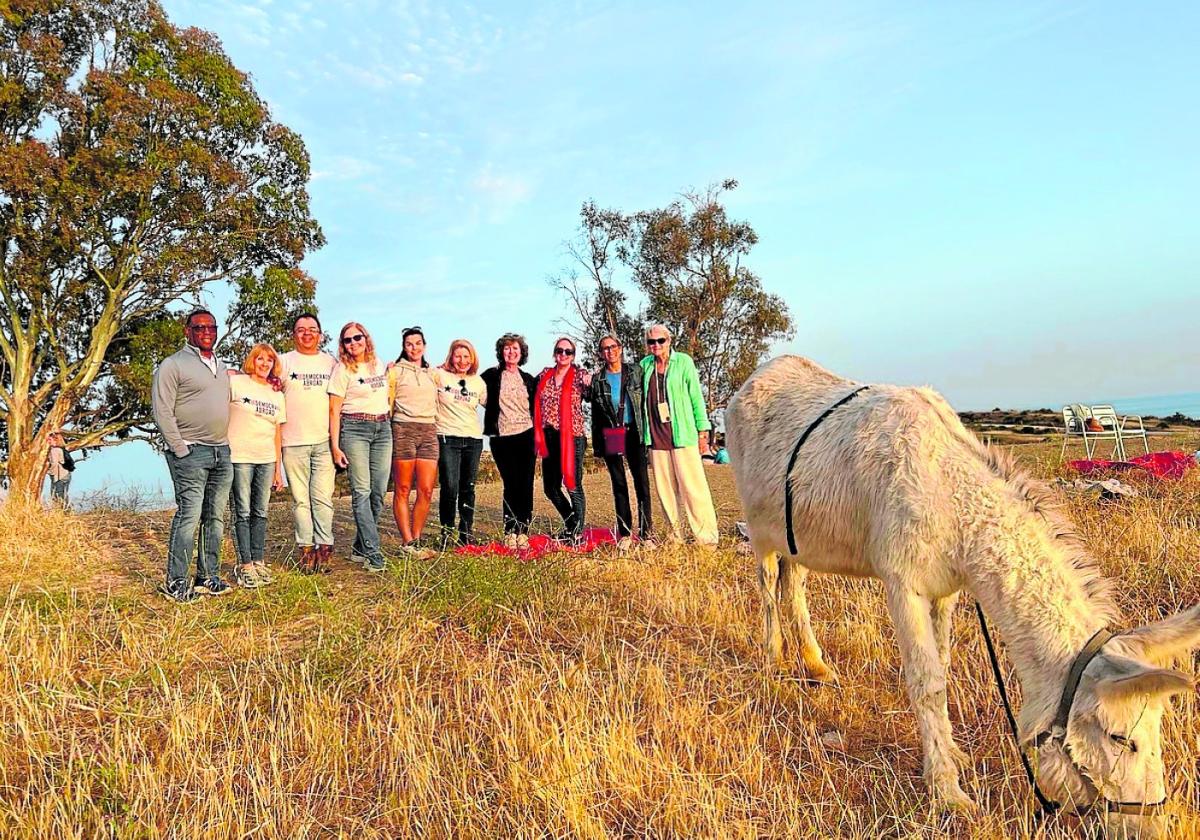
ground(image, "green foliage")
xmin=0 ymin=0 xmax=324 ymax=490
xmin=551 ymin=181 xmax=794 ymax=403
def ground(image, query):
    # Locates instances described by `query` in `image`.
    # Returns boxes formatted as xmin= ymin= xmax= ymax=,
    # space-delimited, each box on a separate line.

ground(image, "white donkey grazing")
xmin=727 ymin=356 xmax=1199 ymax=838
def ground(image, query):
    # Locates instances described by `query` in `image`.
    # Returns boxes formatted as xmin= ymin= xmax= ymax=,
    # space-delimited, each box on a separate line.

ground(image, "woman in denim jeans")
xmin=227 ymin=344 xmax=286 ymax=588
xmin=328 ymin=322 xmax=393 ymax=571
xmin=433 ymin=339 xmax=486 ymax=546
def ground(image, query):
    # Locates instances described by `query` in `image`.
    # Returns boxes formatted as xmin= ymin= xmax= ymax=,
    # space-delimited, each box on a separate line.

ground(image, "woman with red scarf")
xmin=535 ymin=337 xmax=592 ymax=542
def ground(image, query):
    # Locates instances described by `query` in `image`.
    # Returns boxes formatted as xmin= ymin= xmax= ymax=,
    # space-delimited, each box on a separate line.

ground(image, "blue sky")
xmin=73 ymin=0 xmax=1200 ymax=497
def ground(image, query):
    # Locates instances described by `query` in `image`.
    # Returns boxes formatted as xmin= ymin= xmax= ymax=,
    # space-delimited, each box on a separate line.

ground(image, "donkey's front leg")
xmin=884 ymin=584 xmax=976 ymax=812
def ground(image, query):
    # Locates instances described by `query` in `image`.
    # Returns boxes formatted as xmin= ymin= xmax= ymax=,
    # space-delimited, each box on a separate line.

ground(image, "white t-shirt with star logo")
xmin=279 ymin=349 xmax=337 ymax=447
xmin=328 ymin=358 xmax=389 ymax=416
xmin=228 ymin=376 xmax=287 ymax=464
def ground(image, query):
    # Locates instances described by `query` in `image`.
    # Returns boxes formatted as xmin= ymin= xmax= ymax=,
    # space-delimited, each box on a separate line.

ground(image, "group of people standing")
xmin=149 ymin=309 xmax=720 ymax=603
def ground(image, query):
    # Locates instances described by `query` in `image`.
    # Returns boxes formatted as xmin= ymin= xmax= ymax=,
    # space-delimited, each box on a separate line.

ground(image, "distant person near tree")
xmin=480 ymin=333 xmax=538 ymax=550
xmin=639 ymin=324 xmax=719 ymax=545
xmin=329 ymin=322 xmax=392 ymax=572
xmin=46 ymin=430 xmax=74 ymax=507
xmin=227 ymin=343 xmax=287 ymax=589
xmin=434 ymin=339 xmax=487 ymax=546
xmin=279 ymin=313 xmax=337 ymax=574
xmin=151 ymin=309 xmax=234 ymax=603
xmin=588 ymin=333 xmax=652 ymax=550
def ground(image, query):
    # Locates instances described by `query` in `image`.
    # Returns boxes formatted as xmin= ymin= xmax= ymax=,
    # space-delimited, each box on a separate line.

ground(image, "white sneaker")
xmin=616 ymin=536 xmax=634 ymax=553
xmin=516 ymin=533 xmax=530 ymax=550
xmin=234 ymin=564 xmax=263 ymax=589
xmin=503 ymin=533 xmax=519 ymax=550
xmin=252 ymin=562 xmax=275 ymax=584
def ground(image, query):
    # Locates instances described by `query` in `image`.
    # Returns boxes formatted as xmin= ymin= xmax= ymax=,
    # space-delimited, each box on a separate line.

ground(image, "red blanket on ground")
xmin=1068 ymin=451 xmax=1195 ymax=480
xmin=455 ymin=526 xmax=621 ymax=559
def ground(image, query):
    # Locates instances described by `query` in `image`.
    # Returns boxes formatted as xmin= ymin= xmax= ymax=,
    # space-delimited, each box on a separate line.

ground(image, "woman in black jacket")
xmin=480 ymin=333 xmax=538 ymax=549
xmin=588 ymin=333 xmax=653 ymax=549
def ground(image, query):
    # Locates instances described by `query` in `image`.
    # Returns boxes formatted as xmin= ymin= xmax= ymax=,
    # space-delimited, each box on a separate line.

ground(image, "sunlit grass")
xmin=0 ymin=432 xmax=1197 ymax=837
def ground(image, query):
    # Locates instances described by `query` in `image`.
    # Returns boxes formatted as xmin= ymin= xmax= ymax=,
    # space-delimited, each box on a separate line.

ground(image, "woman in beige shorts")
xmin=388 ymin=327 xmax=439 ymax=554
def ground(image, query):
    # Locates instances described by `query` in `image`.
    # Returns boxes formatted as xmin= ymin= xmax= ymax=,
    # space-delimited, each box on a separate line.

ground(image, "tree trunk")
xmin=4 ymin=400 xmax=52 ymax=503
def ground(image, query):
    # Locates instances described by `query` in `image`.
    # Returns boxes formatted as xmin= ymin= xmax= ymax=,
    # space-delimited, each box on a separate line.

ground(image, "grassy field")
xmin=2 ymin=432 xmax=1199 ymax=838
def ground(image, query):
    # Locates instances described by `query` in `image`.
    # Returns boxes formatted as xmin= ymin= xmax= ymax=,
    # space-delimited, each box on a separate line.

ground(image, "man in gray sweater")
xmin=152 ymin=309 xmax=234 ymax=602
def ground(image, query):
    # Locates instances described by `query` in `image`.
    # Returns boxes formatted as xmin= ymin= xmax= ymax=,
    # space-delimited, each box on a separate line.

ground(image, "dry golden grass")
xmin=1 ymin=433 xmax=1198 ymax=838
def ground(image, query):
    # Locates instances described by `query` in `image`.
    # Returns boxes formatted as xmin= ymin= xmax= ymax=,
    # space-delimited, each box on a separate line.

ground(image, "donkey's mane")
xmin=919 ymin=389 xmax=1121 ymax=624
xmin=977 ymin=434 xmax=1119 ymax=624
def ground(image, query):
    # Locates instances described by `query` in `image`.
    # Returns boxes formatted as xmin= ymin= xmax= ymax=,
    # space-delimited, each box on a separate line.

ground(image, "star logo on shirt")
xmin=242 ymin=397 xmax=252 ymax=404
xmin=290 ymin=372 xmax=299 ymax=380
xmin=358 ymin=377 xmax=365 ymax=385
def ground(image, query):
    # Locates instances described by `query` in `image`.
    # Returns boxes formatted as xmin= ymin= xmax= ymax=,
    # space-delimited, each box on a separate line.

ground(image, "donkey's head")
xmin=1029 ymin=604 xmax=1200 ymax=839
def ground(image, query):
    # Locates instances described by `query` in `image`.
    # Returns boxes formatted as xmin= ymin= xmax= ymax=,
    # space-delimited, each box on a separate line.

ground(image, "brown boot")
xmin=315 ymin=544 xmax=333 ymax=574
xmin=296 ymin=545 xmax=316 ymax=574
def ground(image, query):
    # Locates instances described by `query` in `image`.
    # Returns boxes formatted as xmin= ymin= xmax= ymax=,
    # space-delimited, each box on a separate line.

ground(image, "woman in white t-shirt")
xmin=328 ymin=322 xmax=393 ymax=571
xmin=228 ymin=343 xmax=287 ymax=588
xmin=434 ymin=339 xmax=487 ymax=545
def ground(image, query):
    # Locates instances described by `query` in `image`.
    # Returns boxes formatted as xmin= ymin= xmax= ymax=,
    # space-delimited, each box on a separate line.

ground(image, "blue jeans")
xmin=438 ymin=435 xmax=483 ymax=544
xmin=341 ymin=418 xmax=392 ymax=563
xmin=165 ymin=444 xmax=234 ymax=584
xmin=50 ymin=476 xmax=71 ymax=506
xmin=232 ymin=462 xmax=273 ymax=563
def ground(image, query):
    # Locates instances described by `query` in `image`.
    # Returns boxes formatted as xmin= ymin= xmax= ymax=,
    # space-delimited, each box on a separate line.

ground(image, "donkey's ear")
xmin=1093 ymin=655 xmax=1195 ymax=704
xmin=1117 ymin=603 xmax=1200 ymax=666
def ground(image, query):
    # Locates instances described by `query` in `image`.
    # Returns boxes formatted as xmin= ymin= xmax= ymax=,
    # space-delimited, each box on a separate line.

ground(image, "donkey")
xmin=726 ymin=355 xmax=1198 ymax=838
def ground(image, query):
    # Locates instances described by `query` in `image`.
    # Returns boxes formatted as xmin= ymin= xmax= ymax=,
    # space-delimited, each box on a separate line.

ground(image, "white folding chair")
xmin=1089 ymin=405 xmax=1148 ymax=461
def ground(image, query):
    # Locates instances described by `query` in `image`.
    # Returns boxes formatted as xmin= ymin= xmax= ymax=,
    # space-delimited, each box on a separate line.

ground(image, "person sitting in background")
xmin=433 ymin=339 xmax=486 ymax=546
xmin=480 ymin=333 xmax=538 ymax=550
xmin=279 ymin=313 xmax=337 ymax=574
xmin=588 ymin=334 xmax=652 ymax=551
xmin=534 ymin=337 xmax=591 ymax=543
xmin=329 ymin=322 xmax=392 ymax=572
xmin=387 ymin=326 xmax=439 ymax=556
xmin=228 ymin=343 xmax=287 ymax=588
xmin=639 ymin=324 xmax=719 ymax=545
xmin=151 ymin=309 xmax=234 ymax=602
xmin=46 ymin=431 xmax=74 ymax=507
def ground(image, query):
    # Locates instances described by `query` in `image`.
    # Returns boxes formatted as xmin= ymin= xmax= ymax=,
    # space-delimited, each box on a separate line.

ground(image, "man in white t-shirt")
xmin=279 ymin=313 xmax=338 ymax=573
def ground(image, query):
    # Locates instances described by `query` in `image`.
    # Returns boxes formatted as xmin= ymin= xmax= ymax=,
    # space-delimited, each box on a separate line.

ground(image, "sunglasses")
xmin=646 ymin=337 xmax=668 ymax=346
xmin=342 ymin=333 xmax=366 ymax=345
xmin=189 ymin=324 xmax=218 ymax=333
xmin=600 ymin=344 xmax=620 ymax=352
xmin=553 ymin=347 xmax=575 ymax=356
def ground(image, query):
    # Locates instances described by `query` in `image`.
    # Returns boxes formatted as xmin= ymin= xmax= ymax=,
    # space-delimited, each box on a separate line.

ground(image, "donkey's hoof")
xmin=933 ymin=784 xmax=979 ymax=815
xmin=803 ymin=662 xmax=839 ymax=685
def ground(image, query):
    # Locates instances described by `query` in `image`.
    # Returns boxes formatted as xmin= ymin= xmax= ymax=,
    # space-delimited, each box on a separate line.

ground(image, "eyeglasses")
xmin=646 ymin=337 xmax=668 ymax=346
xmin=342 ymin=334 xmax=366 ymax=345
xmin=600 ymin=344 xmax=620 ymax=352
xmin=294 ymin=327 xmax=320 ymax=336
xmin=553 ymin=347 xmax=575 ymax=356
xmin=189 ymin=324 xmax=218 ymax=333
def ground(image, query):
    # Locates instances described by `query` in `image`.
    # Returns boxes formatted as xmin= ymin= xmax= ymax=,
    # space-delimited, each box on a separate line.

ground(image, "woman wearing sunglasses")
xmin=328 ymin=322 xmax=393 ymax=571
xmin=387 ymin=326 xmax=439 ymax=555
xmin=534 ymin=337 xmax=592 ymax=542
xmin=433 ymin=339 xmax=486 ymax=546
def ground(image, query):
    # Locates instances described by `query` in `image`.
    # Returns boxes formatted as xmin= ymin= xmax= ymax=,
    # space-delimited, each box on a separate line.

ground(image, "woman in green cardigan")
xmin=638 ymin=324 xmax=719 ymax=545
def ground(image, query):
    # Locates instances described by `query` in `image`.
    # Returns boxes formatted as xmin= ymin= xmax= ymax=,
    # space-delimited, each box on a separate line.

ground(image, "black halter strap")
xmin=975 ymin=603 xmax=1166 ymax=817
xmin=784 ymin=385 xmax=869 ymax=555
